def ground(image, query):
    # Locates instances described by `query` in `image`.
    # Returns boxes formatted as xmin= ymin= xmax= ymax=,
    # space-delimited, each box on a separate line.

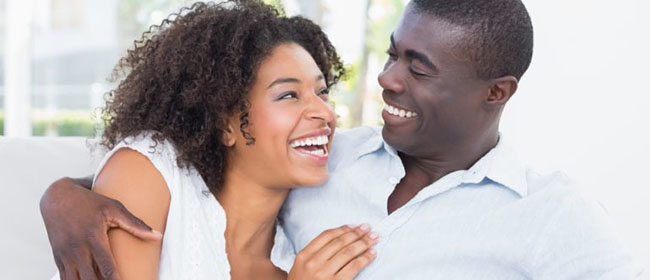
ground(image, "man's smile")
xmin=383 ymin=103 xmax=418 ymax=118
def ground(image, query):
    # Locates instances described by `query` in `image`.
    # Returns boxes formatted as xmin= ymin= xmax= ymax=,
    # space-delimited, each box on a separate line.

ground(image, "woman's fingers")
xmin=325 ymin=229 xmax=379 ymax=275
xmin=334 ymin=248 xmax=377 ymax=280
xmin=288 ymin=224 xmax=378 ymax=280
xmin=312 ymin=224 xmax=372 ymax=263
xmin=298 ymin=225 xmax=352 ymax=258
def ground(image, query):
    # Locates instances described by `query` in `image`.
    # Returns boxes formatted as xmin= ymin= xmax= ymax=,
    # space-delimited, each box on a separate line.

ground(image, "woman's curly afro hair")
xmin=100 ymin=0 xmax=345 ymax=191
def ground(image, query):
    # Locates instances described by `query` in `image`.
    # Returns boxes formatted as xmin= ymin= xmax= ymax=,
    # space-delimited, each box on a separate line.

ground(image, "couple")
xmin=41 ymin=0 xmax=641 ymax=279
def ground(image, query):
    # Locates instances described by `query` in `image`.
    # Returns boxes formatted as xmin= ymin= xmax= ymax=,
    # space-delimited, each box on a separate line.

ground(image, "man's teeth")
xmin=290 ymin=135 xmax=329 ymax=148
xmin=384 ymin=104 xmax=417 ymax=118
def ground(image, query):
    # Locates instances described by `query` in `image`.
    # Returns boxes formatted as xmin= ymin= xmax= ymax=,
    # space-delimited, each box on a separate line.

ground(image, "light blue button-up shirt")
xmin=275 ymin=127 xmax=643 ymax=279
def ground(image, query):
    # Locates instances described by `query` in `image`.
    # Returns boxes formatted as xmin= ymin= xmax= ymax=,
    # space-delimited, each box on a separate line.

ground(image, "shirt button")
xmin=389 ymin=177 xmax=400 ymax=184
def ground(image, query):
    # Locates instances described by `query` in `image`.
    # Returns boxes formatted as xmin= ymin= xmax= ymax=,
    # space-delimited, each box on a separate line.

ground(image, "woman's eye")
xmin=279 ymin=91 xmax=298 ymax=100
xmin=318 ymin=88 xmax=330 ymax=95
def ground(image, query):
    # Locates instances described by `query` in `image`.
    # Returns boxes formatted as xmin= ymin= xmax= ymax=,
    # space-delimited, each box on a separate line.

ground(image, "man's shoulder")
xmin=333 ymin=126 xmax=382 ymax=144
xmin=330 ymin=126 xmax=381 ymax=153
xmin=523 ymin=169 xmax=585 ymax=205
xmin=522 ymin=169 xmax=608 ymax=223
xmin=525 ymin=169 xmax=574 ymax=196
xmin=326 ymin=126 xmax=384 ymax=170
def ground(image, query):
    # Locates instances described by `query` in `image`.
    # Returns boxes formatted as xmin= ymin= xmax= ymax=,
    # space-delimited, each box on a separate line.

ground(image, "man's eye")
xmin=410 ymin=67 xmax=427 ymax=77
xmin=318 ymin=88 xmax=330 ymax=95
xmin=279 ymin=91 xmax=298 ymax=100
xmin=386 ymin=50 xmax=397 ymax=60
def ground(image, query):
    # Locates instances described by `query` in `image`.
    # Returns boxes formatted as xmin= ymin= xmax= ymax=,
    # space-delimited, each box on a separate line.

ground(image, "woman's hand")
xmin=288 ymin=224 xmax=379 ymax=280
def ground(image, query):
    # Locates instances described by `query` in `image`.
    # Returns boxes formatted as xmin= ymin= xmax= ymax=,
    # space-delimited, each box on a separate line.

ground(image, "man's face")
xmin=379 ymin=4 xmax=492 ymax=157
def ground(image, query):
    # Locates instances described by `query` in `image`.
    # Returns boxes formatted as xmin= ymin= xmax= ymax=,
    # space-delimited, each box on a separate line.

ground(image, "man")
xmin=41 ymin=0 xmax=641 ymax=279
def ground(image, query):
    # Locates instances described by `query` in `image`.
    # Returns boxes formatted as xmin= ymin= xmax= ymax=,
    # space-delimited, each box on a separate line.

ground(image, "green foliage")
xmin=31 ymin=111 xmax=98 ymax=136
xmin=117 ymin=0 xmax=194 ymax=50
xmin=262 ymin=0 xmax=286 ymax=14
xmin=366 ymin=0 xmax=405 ymax=65
xmin=0 ymin=111 xmax=4 ymax=135
xmin=0 ymin=111 xmax=99 ymax=137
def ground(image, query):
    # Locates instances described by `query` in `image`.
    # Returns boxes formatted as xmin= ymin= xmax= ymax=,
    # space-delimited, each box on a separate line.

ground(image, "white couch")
xmin=0 ymin=136 xmax=103 ymax=279
xmin=1 ymin=136 xmax=648 ymax=279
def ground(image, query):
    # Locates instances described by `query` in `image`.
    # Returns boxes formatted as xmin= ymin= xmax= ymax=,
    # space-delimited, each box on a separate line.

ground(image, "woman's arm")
xmin=41 ymin=178 xmax=161 ymax=280
xmin=91 ymin=148 xmax=171 ymax=280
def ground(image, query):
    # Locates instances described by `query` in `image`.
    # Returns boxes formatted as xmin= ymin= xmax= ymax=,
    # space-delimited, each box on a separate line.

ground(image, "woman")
xmin=52 ymin=1 xmax=377 ymax=279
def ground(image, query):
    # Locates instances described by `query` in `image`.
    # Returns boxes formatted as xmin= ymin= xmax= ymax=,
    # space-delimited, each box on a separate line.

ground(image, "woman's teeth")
xmin=290 ymin=135 xmax=329 ymax=148
xmin=308 ymin=149 xmax=326 ymax=156
xmin=384 ymin=104 xmax=417 ymax=118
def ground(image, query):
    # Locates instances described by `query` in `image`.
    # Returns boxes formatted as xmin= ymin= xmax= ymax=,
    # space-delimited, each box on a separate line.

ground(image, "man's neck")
xmin=216 ymin=169 xmax=288 ymax=258
xmin=387 ymin=131 xmax=499 ymax=214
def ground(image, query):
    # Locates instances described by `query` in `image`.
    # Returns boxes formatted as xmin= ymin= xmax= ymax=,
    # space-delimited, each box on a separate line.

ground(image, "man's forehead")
xmin=393 ymin=11 xmax=467 ymax=54
xmin=393 ymin=7 xmax=478 ymax=76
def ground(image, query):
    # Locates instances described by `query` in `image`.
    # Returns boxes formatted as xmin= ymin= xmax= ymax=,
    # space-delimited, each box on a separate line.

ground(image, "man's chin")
xmin=381 ymin=126 xmax=408 ymax=152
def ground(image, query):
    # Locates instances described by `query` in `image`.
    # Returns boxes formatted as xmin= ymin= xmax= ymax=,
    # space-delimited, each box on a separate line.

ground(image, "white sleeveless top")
xmin=53 ymin=132 xmax=295 ymax=279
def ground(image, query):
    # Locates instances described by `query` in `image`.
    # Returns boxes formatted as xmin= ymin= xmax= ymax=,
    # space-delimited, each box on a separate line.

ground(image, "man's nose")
xmin=378 ymin=61 xmax=405 ymax=94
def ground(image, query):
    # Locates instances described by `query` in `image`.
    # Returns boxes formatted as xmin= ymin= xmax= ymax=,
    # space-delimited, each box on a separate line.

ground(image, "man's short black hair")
xmin=412 ymin=0 xmax=533 ymax=80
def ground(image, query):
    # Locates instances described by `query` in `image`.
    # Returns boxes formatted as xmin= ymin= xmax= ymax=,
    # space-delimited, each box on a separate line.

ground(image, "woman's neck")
xmin=216 ymin=168 xmax=289 ymax=258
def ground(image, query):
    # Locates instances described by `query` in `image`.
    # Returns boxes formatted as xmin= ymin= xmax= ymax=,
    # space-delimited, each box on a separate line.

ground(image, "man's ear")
xmin=222 ymin=118 xmax=237 ymax=147
xmin=485 ymin=76 xmax=518 ymax=106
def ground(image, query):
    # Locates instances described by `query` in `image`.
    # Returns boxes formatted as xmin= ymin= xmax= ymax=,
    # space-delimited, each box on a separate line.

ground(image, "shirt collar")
xmin=459 ymin=135 xmax=529 ymax=197
xmin=356 ymin=130 xmax=391 ymax=158
xmin=356 ymin=131 xmax=528 ymax=197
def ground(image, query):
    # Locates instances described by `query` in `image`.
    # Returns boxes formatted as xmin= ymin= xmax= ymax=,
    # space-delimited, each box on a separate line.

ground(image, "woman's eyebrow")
xmin=268 ymin=74 xmax=324 ymax=89
xmin=267 ymin=77 xmax=301 ymax=89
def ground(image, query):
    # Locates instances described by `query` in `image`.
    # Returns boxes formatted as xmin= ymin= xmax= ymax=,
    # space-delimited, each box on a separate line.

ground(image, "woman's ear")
xmin=222 ymin=117 xmax=237 ymax=147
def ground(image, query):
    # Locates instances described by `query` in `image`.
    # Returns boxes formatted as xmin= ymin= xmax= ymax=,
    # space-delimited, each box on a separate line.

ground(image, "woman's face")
xmin=227 ymin=43 xmax=336 ymax=188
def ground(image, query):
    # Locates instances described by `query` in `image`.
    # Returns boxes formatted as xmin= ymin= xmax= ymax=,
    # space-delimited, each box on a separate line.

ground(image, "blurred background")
xmin=1 ymin=0 xmax=649 ymax=272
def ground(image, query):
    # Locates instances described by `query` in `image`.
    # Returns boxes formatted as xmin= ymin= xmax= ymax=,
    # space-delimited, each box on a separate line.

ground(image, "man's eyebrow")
xmin=405 ymin=49 xmax=438 ymax=72
xmin=267 ymin=78 xmax=300 ymax=89
xmin=391 ymin=33 xmax=438 ymax=72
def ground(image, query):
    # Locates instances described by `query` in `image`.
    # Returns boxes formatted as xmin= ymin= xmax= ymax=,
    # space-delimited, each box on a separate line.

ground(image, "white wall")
xmin=503 ymin=0 xmax=650 ymax=268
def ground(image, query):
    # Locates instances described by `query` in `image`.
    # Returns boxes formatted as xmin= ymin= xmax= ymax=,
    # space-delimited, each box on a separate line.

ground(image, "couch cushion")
xmin=0 ymin=136 xmax=103 ymax=279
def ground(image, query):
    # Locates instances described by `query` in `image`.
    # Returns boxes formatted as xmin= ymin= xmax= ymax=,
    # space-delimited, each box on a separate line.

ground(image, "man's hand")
xmin=40 ymin=176 xmax=162 ymax=280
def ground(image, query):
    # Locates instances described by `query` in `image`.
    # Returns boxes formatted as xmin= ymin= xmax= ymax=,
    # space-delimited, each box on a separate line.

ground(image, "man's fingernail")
xmin=359 ymin=223 xmax=370 ymax=232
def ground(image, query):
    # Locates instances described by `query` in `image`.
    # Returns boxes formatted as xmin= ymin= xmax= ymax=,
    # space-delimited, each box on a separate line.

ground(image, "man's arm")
xmin=40 ymin=174 xmax=162 ymax=279
xmin=73 ymin=175 xmax=94 ymax=190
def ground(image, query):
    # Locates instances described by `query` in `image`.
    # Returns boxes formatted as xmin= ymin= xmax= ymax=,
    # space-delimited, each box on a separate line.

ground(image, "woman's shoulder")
xmin=117 ymin=131 xmax=179 ymax=167
xmin=94 ymin=131 xmax=182 ymax=188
